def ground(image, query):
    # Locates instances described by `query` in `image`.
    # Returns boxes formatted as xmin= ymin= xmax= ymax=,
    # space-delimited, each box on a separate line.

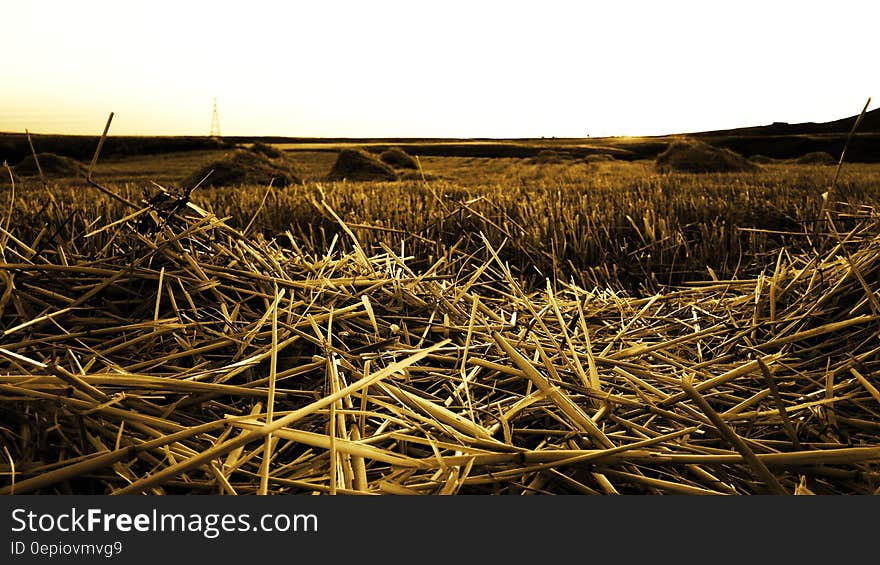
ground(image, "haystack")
xmin=181 ymin=150 xmax=300 ymax=188
xmin=655 ymin=140 xmax=758 ymax=173
xmin=326 ymin=149 xmax=398 ymax=182
xmin=379 ymin=147 xmax=419 ymax=170
xmin=794 ymin=151 xmax=836 ymax=165
xmin=14 ymin=152 xmax=87 ymax=177
xmin=249 ymin=142 xmax=286 ymax=159
xmin=749 ymin=154 xmax=781 ymax=164
xmin=584 ymin=153 xmax=615 ymax=163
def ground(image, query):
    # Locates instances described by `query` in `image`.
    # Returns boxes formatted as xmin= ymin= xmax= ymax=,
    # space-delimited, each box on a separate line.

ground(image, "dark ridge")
xmin=0 ymin=134 xmax=228 ymax=164
xmin=693 ymin=107 xmax=880 ymax=136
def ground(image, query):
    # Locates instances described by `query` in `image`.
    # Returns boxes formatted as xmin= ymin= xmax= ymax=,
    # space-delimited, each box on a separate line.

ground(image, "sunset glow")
xmin=2 ymin=0 xmax=876 ymax=137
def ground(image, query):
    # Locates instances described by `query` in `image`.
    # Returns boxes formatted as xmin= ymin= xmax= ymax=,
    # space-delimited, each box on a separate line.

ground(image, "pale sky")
xmin=1 ymin=1 xmax=876 ymax=138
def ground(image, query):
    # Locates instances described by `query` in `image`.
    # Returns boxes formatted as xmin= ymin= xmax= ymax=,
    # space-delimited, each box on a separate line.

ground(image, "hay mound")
xmin=655 ymin=140 xmax=758 ymax=173
xmin=398 ymin=170 xmax=443 ymax=181
xmin=327 ymin=149 xmax=398 ymax=182
xmin=584 ymin=153 xmax=616 ymax=163
xmin=14 ymin=153 xmax=87 ymax=177
xmin=249 ymin=142 xmax=286 ymax=159
xmin=181 ymin=150 xmax=300 ymax=188
xmin=795 ymin=151 xmax=836 ymax=165
xmin=379 ymin=147 xmax=419 ymax=170
xmin=749 ymin=154 xmax=781 ymax=164
xmin=0 ymin=164 xmax=18 ymax=185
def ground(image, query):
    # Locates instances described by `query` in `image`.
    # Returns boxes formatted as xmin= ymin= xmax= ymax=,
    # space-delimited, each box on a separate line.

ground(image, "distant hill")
xmin=693 ymin=107 xmax=880 ymax=137
xmin=672 ymin=105 xmax=878 ymax=163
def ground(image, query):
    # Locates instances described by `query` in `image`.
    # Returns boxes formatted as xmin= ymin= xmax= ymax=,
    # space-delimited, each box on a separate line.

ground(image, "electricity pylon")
xmin=209 ymin=97 xmax=221 ymax=138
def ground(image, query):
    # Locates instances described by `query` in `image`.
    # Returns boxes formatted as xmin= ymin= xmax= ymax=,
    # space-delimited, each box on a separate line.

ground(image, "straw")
xmin=3 ymin=154 xmax=880 ymax=494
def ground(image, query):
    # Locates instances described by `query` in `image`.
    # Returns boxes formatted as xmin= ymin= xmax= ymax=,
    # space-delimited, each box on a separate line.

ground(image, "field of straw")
xmin=1 ymin=141 xmax=879 ymax=495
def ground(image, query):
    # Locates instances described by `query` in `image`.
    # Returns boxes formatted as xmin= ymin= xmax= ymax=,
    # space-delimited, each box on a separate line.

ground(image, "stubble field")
xmin=2 ymin=144 xmax=879 ymax=495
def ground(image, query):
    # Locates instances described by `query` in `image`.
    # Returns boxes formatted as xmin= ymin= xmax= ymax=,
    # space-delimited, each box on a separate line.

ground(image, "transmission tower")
xmin=209 ymin=97 xmax=222 ymax=138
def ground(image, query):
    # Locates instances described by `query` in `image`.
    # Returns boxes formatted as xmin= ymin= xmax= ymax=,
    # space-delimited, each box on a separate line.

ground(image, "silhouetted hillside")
xmin=694 ymin=108 xmax=880 ymax=137
xmin=0 ymin=134 xmax=227 ymax=164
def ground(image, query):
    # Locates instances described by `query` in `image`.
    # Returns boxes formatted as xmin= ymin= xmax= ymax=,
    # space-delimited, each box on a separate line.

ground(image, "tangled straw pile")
xmin=1 ymin=186 xmax=879 ymax=495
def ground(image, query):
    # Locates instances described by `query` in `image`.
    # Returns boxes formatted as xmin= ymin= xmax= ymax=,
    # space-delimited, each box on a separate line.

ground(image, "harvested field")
xmin=530 ymin=149 xmax=568 ymax=164
xmin=1 ymin=180 xmax=879 ymax=495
